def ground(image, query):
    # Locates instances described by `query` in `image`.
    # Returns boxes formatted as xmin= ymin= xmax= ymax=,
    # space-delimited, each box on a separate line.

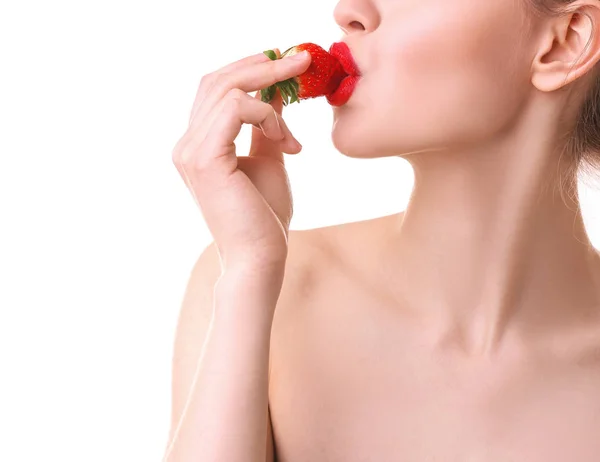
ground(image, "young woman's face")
xmin=331 ymin=0 xmax=536 ymax=159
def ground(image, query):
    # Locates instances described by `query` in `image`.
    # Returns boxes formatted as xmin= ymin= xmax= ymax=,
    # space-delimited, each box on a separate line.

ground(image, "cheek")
xmin=371 ymin=2 xmax=529 ymax=149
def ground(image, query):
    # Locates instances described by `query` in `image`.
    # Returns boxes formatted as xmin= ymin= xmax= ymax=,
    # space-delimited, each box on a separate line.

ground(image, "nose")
xmin=333 ymin=0 xmax=377 ymax=34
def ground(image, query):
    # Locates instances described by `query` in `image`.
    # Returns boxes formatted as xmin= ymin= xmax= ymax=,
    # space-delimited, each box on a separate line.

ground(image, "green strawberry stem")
xmin=263 ymin=50 xmax=278 ymax=60
xmin=260 ymin=49 xmax=301 ymax=106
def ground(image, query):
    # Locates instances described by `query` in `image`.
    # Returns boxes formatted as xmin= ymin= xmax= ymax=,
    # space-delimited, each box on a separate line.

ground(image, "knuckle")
xmin=175 ymin=140 xmax=207 ymax=174
xmin=226 ymin=87 xmax=246 ymax=100
xmin=269 ymin=60 xmax=285 ymax=79
xmin=171 ymin=137 xmax=186 ymax=165
xmin=171 ymin=148 xmax=180 ymax=165
xmin=191 ymin=155 xmax=211 ymax=174
xmin=223 ymin=95 xmax=242 ymax=114
xmin=178 ymin=145 xmax=194 ymax=167
xmin=214 ymin=72 xmax=235 ymax=91
xmin=177 ymin=138 xmax=199 ymax=165
xmin=178 ymin=142 xmax=210 ymax=174
xmin=199 ymin=73 xmax=214 ymax=89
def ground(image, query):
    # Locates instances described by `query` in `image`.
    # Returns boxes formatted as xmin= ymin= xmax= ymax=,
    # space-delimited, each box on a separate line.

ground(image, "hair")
xmin=524 ymin=0 xmax=600 ymax=200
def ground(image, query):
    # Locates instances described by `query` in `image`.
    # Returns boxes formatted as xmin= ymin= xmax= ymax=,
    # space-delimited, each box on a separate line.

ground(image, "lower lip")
xmin=327 ymin=75 xmax=361 ymax=107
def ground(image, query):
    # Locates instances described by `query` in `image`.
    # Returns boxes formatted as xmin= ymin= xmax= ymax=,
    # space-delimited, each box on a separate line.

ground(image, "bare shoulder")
xmin=290 ymin=212 xmax=399 ymax=263
xmin=267 ymin=213 xmax=402 ymax=413
xmin=280 ymin=215 xmax=392 ymax=296
xmin=275 ymin=227 xmax=330 ymax=307
xmin=281 ymin=211 xmax=401 ymax=285
xmin=272 ymin=212 xmax=402 ymax=330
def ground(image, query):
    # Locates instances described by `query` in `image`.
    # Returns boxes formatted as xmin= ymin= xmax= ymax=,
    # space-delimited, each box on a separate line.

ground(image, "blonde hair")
xmin=525 ymin=0 xmax=600 ymax=198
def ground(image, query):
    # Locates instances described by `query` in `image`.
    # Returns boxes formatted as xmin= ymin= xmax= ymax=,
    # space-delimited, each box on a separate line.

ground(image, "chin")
xmin=331 ymin=130 xmax=378 ymax=159
xmin=330 ymin=114 xmax=405 ymax=159
xmin=331 ymin=108 xmax=452 ymax=160
xmin=331 ymin=111 xmax=381 ymax=158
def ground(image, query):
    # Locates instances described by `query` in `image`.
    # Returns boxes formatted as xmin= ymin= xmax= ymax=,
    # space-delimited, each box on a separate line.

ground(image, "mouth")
xmin=328 ymin=41 xmax=362 ymax=106
xmin=327 ymin=75 xmax=361 ymax=107
xmin=329 ymin=41 xmax=362 ymax=77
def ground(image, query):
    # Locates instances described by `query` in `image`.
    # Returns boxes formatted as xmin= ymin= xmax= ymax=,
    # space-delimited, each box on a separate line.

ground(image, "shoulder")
xmin=273 ymin=212 xmax=402 ymax=316
xmin=285 ymin=211 xmax=401 ymax=273
xmin=280 ymin=220 xmax=363 ymax=291
xmin=276 ymin=227 xmax=332 ymax=304
xmin=267 ymin=213 xmax=400 ymax=377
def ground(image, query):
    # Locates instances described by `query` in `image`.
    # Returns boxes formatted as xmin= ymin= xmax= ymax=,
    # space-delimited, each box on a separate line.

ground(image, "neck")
xmin=382 ymin=111 xmax=600 ymax=355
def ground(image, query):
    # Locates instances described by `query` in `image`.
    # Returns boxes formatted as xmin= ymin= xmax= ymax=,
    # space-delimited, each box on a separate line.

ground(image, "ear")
xmin=531 ymin=2 xmax=600 ymax=92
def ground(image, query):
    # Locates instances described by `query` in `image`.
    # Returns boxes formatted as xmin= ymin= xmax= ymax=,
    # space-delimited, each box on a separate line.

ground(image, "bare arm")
xmin=162 ymin=241 xmax=278 ymax=462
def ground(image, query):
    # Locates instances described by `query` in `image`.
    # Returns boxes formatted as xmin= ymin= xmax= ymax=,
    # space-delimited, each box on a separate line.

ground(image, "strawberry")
xmin=260 ymin=43 xmax=347 ymax=107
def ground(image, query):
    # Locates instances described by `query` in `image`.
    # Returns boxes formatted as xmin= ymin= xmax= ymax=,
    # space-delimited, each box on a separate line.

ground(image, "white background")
xmin=1 ymin=1 xmax=599 ymax=461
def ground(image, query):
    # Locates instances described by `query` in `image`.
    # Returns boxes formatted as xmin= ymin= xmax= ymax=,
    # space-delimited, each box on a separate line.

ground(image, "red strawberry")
xmin=260 ymin=43 xmax=348 ymax=106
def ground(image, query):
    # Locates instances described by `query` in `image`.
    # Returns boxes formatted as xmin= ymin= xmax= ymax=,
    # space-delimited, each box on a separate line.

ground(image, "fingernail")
xmin=290 ymin=51 xmax=309 ymax=61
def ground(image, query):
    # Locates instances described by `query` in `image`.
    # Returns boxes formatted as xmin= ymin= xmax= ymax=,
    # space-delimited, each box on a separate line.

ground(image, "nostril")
xmin=349 ymin=20 xmax=365 ymax=31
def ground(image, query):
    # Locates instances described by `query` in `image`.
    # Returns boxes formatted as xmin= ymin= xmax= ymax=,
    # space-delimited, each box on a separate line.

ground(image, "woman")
xmin=165 ymin=0 xmax=600 ymax=460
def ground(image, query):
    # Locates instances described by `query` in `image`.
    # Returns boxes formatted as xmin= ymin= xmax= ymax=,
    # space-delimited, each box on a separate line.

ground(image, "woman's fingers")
xmin=189 ymin=51 xmax=311 ymax=130
xmin=188 ymin=49 xmax=281 ymax=126
xmin=181 ymin=90 xmax=300 ymax=173
xmin=170 ymin=49 xmax=302 ymax=269
xmin=249 ymin=88 xmax=301 ymax=160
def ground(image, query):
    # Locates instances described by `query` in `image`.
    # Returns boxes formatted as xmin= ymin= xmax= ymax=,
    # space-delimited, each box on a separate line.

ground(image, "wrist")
xmin=218 ymin=261 xmax=285 ymax=290
xmin=214 ymin=268 xmax=285 ymax=318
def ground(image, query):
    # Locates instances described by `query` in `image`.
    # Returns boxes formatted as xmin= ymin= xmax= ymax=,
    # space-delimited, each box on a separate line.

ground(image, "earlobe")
xmin=532 ymin=64 xmax=572 ymax=92
xmin=531 ymin=6 xmax=600 ymax=92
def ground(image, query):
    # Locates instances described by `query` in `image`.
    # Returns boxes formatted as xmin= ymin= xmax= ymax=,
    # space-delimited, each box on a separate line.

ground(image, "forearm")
xmin=164 ymin=274 xmax=281 ymax=462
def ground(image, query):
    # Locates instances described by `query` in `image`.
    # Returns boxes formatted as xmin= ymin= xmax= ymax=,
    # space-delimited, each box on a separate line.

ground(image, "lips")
xmin=329 ymin=41 xmax=362 ymax=77
xmin=326 ymin=74 xmax=360 ymax=107
xmin=327 ymin=41 xmax=361 ymax=106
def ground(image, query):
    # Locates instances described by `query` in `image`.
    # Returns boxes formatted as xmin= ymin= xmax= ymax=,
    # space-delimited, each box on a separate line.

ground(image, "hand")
xmin=172 ymin=49 xmax=312 ymax=272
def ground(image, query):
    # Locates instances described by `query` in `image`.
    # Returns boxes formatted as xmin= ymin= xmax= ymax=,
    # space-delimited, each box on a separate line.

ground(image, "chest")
xmin=268 ymin=282 xmax=600 ymax=462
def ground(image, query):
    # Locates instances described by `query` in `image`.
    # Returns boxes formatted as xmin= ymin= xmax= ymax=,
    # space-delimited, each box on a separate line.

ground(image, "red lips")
xmin=329 ymin=41 xmax=362 ymax=77
xmin=327 ymin=41 xmax=362 ymax=106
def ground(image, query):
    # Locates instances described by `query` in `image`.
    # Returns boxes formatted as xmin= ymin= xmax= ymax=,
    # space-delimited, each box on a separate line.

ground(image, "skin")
xmin=266 ymin=0 xmax=600 ymax=460
xmin=166 ymin=0 xmax=600 ymax=460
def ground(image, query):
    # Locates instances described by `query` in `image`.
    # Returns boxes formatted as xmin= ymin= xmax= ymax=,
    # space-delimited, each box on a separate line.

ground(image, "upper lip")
xmin=329 ymin=41 xmax=362 ymax=77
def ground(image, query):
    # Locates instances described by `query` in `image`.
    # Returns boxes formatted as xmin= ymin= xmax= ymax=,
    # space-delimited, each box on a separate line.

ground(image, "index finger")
xmin=230 ymin=51 xmax=311 ymax=95
xmin=194 ymin=51 xmax=312 ymax=125
xmin=189 ymin=50 xmax=278 ymax=125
